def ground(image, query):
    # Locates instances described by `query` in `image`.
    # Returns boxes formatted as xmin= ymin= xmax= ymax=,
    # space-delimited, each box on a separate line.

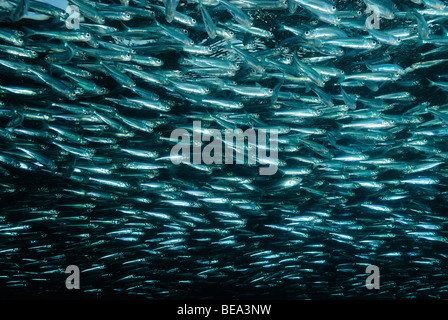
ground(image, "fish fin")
xmin=326 ymin=132 xmax=337 ymax=147
xmin=270 ymin=77 xmax=284 ymax=103
xmin=119 ymin=21 xmax=131 ymax=32
xmin=40 ymin=121 xmax=50 ymax=132
xmin=304 ymin=84 xmax=311 ymax=93
xmin=47 ymin=64 xmax=56 ymax=77
xmin=179 ymin=91 xmax=201 ymax=104
xmin=364 ymin=80 xmax=379 ymax=92
xmin=98 ymin=58 xmax=106 ymax=67
xmin=440 ymin=25 xmax=448 ymax=37
xmin=60 ymin=41 xmax=74 ymax=64
xmin=60 ymin=154 xmax=78 ymax=179
xmin=22 ymin=26 xmax=35 ymax=37
xmin=206 ymin=109 xmax=214 ymax=119
xmin=279 ymin=36 xmax=299 ymax=47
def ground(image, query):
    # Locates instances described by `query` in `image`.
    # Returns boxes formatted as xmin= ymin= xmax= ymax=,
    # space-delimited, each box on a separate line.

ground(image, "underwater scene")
xmin=0 ymin=0 xmax=448 ymax=299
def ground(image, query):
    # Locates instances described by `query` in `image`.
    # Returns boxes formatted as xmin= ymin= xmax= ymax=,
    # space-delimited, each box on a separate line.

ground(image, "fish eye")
xmin=157 ymin=59 xmax=162 ymax=64
xmin=101 ymin=87 xmax=107 ymax=93
xmin=331 ymin=6 xmax=336 ymax=11
xmin=192 ymin=18 xmax=196 ymax=23
xmin=268 ymin=89 xmax=273 ymax=93
xmin=397 ymin=38 xmax=402 ymax=42
xmin=183 ymin=29 xmax=188 ymax=34
xmin=336 ymin=17 xmax=341 ymax=21
xmin=126 ymin=53 xmax=131 ymax=57
xmin=229 ymin=31 xmax=234 ymax=36
xmin=205 ymin=88 xmax=210 ymax=92
xmin=17 ymin=38 xmax=23 ymax=44
xmin=86 ymin=33 xmax=91 ymax=38
xmin=31 ymin=51 xmax=37 ymax=56
xmin=208 ymin=47 xmax=212 ymax=51
xmin=305 ymin=31 xmax=310 ymax=35
xmin=317 ymin=109 xmax=322 ymax=114
xmin=238 ymin=102 xmax=243 ymax=106
xmin=357 ymin=10 xmax=362 ymax=16
xmin=372 ymin=40 xmax=377 ymax=45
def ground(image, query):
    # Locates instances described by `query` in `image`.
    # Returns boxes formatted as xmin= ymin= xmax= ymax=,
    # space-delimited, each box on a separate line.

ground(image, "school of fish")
xmin=0 ymin=0 xmax=448 ymax=299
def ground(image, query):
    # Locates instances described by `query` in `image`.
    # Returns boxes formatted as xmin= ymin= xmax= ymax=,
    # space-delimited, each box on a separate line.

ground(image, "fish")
xmin=0 ymin=0 xmax=446 ymax=301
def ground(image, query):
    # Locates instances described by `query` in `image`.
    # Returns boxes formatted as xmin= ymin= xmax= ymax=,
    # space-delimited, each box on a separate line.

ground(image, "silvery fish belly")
xmin=0 ymin=0 xmax=447 ymax=299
